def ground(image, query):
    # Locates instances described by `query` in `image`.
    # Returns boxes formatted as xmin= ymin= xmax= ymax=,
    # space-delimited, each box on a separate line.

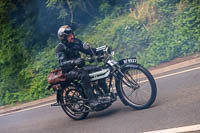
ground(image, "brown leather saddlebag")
xmin=47 ymin=68 xmax=66 ymax=84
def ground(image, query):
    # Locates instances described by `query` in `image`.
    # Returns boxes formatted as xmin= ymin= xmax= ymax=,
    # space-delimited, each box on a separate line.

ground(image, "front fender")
xmin=120 ymin=63 xmax=140 ymax=70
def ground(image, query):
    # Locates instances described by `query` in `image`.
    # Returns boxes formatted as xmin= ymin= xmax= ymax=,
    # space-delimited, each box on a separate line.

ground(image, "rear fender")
xmin=45 ymin=84 xmax=62 ymax=103
xmin=56 ymin=90 xmax=62 ymax=104
xmin=56 ymin=82 xmax=85 ymax=103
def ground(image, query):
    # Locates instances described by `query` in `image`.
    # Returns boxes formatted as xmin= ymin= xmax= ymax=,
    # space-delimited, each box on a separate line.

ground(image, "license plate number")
xmin=121 ymin=58 xmax=137 ymax=65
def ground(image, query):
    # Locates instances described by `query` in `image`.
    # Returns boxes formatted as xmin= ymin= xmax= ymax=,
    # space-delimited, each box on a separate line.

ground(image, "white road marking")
xmin=139 ymin=66 xmax=200 ymax=83
xmin=0 ymin=102 xmax=55 ymax=117
xmin=143 ymin=124 xmax=200 ymax=133
xmin=154 ymin=66 xmax=200 ymax=80
xmin=1 ymin=65 xmax=200 ymax=117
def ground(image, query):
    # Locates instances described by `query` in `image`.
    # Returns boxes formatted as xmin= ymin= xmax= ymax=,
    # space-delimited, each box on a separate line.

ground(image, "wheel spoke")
xmin=120 ymin=66 xmax=155 ymax=109
xmin=60 ymin=88 xmax=89 ymax=120
xmin=127 ymin=89 xmax=135 ymax=97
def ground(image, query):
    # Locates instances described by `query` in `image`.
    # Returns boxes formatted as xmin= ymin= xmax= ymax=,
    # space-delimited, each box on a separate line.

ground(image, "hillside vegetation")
xmin=0 ymin=0 xmax=199 ymax=105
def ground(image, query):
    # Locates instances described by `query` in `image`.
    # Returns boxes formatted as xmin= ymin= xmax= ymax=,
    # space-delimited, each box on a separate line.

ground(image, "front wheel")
xmin=116 ymin=64 xmax=157 ymax=110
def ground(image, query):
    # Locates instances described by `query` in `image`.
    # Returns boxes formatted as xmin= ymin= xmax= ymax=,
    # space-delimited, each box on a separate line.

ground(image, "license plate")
xmin=119 ymin=58 xmax=137 ymax=65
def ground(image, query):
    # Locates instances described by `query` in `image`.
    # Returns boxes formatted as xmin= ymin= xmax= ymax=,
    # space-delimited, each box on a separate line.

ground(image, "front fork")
xmin=116 ymin=68 xmax=140 ymax=90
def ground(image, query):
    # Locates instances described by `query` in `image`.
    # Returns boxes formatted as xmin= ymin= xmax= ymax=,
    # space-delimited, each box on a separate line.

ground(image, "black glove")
xmin=74 ymin=58 xmax=85 ymax=67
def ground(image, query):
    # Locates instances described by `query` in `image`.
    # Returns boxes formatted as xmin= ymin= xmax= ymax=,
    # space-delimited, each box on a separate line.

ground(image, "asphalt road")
xmin=1 ymin=64 xmax=200 ymax=133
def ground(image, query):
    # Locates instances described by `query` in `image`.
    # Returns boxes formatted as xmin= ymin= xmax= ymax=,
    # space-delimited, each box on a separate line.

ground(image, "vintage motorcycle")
xmin=46 ymin=44 xmax=157 ymax=120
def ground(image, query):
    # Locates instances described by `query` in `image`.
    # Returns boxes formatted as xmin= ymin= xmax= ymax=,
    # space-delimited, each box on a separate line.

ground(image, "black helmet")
xmin=58 ymin=25 xmax=73 ymax=41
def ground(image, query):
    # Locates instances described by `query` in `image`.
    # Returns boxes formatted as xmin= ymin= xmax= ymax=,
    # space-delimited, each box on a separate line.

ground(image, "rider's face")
xmin=67 ymin=33 xmax=75 ymax=43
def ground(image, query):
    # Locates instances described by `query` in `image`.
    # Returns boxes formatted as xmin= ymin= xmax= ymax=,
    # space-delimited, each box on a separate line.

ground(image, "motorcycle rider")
xmin=56 ymin=25 xmax=109 ymax=107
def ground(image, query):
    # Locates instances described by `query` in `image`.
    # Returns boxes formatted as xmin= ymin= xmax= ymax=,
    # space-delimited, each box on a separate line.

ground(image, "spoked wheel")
xmin=116 ymin=64 xmax=157 ymax=110
xmin=60 ymin=87 xmax=89 ymax=120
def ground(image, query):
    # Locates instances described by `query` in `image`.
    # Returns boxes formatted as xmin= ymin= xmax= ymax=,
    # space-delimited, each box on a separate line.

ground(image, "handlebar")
xmin=86 ymin=55 xmax=104 ymax=63
xmin=86 ymin=45 xmax=114 ymax=63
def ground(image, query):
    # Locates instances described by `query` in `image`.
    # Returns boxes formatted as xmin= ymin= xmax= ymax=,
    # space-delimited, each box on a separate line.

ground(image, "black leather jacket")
xmin=56 ymin=38 xmax=95 ymax=73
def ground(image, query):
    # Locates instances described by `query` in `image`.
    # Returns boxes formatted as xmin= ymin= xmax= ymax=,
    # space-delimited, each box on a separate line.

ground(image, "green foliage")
xmin=138 ymin=0 xmax=200 ymax=67
xmin=27 ymin=37 xmax=58 ymax=100
xmin=99 ymin=2 xmax=112 ymax=15
xmin=174 ymin=0 xmax=200 ymax=53
xmin=0 ymin=0 xmax=58 ymax=105
xmin=0 ymin=21 xmax=31 ymax=105
xmin=78 ymin=15 xmax=150 ymax=60
xmin=46 ymin=0 xmax=58 ymax=7
xmin=155 ymin=0 xmax=181 ymax=16
xmin=0 ymin=37 xmax=57 ymax=105
xmin=138 ymin=22 xmax=176 ymax=67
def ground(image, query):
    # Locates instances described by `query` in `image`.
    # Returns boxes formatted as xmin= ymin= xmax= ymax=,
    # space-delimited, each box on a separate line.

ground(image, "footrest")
xmin=51 ymin=103 xmax=60 ymax=106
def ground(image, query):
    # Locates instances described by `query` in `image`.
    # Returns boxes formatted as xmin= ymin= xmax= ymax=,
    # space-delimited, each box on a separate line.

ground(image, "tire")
xmin=60 ymin=87 xmax=89 ymax=120
xmin=116 ymin=64 xmax=157 ymax=110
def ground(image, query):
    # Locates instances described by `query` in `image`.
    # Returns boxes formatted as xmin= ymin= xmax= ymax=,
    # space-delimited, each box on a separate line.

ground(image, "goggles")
xmin=64 ymin=27 xmax=73 ymax=35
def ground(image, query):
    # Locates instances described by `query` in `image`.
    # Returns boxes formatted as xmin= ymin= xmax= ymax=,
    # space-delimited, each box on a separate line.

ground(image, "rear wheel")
xmin=60 ymin=87 xmax=89 ymax=120
xmin=116 ymin=64 xmax=157 ymax=110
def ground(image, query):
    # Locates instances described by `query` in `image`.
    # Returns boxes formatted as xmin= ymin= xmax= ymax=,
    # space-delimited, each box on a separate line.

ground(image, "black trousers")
xmin=65 ymin=66 xmax=109 ymax=99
